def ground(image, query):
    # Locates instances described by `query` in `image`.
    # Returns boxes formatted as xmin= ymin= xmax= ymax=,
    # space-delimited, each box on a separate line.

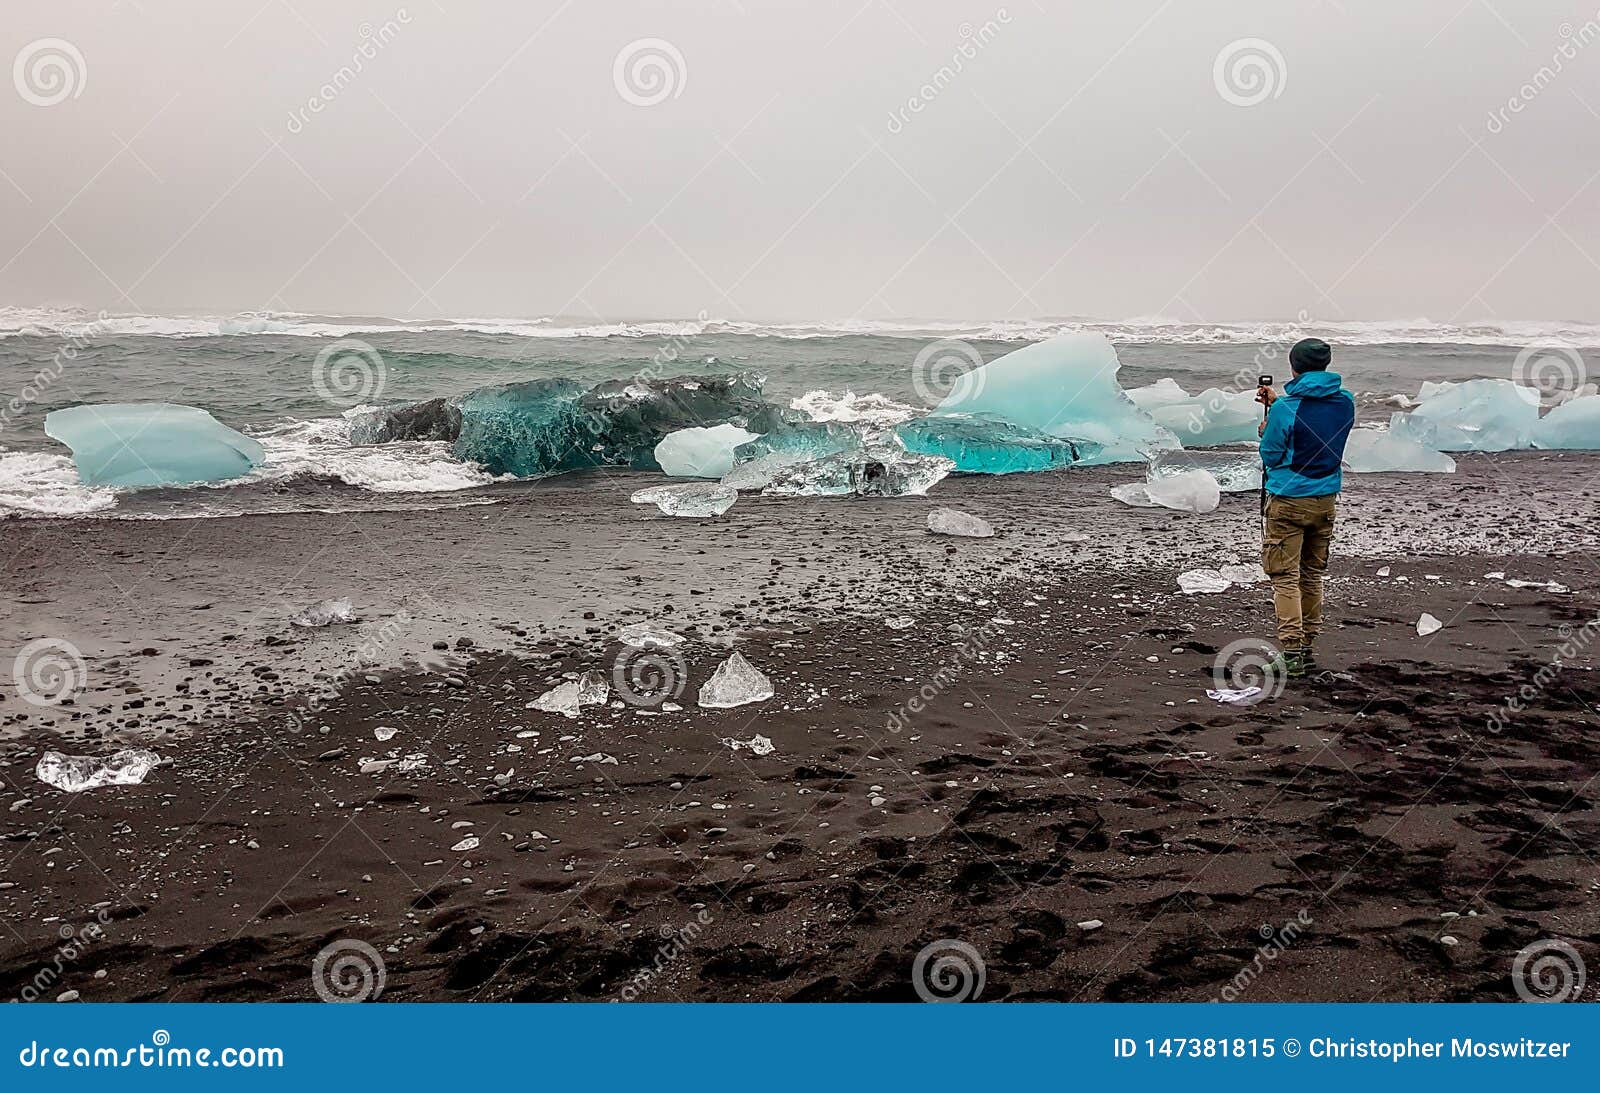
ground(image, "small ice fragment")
xmin=396 ymin=754 xmax=428 ymax=772
xmin=571 ymin=752 xmax=618 ymax=765
xmin=884 ymin=616 xmax=916 ymax=630
xmin=721 ymin=734 xmax=775 ymax=756
xmin=1206 ymin=686 xmax=1263 ymax=705
xmin=291 ymin=598 xmax=357 ymax=627
xmin=1110 ymin=482 xmax=1157 ymax=507
xmin=630 ymin=482 xmax=737 ymax=517
xmin=1177 ymin=568 xmax=1232 ymax=594
xmin=530 ymin=672 xmax=610 ymax=719
xmin=617 ymin=622 xmax=684 ymax=649
xmin=927 ymin=507 xmax=994 ymax=537
xmin=451 ymin=836 xmax=480 ymax=852
xmin=1484 ymin=570 xmax=1505 ymax=580
xmin=36 ymin=748 xmax=160 ymax=792
xmin=1377 ymin=566 xmax=1392 ymax=577
xmin=1218 ymin=562 xmax=1268 ymax=585
xmin=698 ymin=652 xmax=774 ymax=709
xmin=1417 ymin=612 xmax=1443 ymax=637
xmin=359 ymin=758 xmax=394 ymax=774
xmin=374 ymin=726 xmax=398 ymax=741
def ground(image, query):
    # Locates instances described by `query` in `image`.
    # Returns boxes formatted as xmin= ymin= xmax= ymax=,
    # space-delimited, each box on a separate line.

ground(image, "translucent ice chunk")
xmin=1342 ymin=427 xmax=1457 ymax=473
xmin=698 ymin=651 xmax=774 ymax=708
xmin=1416 ymin=612 xmax=1443 ymax=637
xmin=733 ymin=420 xmax=864 ymax=462
xmin=654 ymin=424 xmax=760 ymax=478
xmin=926 ymin=507 xmax=994 ymax=537
xmin=895 ymin=413 xmax=1099 ymax=473
xmin=44 ymin=403 xmax=266 ymax=487
xmin=453 ymin=378 xmax=589 ymax=477
xmin=1144 ymin=468 xmax=1221 ymax=513
xmin=291 ymin=597 xmax=358 ymax=627
xmin=1218 ymin=562 xmax=1268 ymax=585
xmin=1178 ymin=568 xmax=1231 ymax=594
xmin=37 ymin=748 xmax=160 ymax=792
xmin=930 ymin=333 xmax=1179 ymax=464
xmin=1531 ymin=394 xmax=1600 ymax=450
xmin=762 ymin=445 xmax=953 ymax=498
xmin=1126 ymin=378 xmax=1193 ymax=410
xmin=720 ymin=452 xmax=808 ymax=491
xmin=630 ymin=482 xmax=738 ymax=517
xmin=721 ymin=734 xmax=776 ymax=756
xmin=1148 ymin=449 xmax=1262 ymax=493
xmin=1110 ymin=482 xmax=1158 ymax=507
xmin=1388 ymin=379 xmax=1539 ymax=452
xmin=617 ymin=622 xmax=685 ymax=649
xmin=529 ymin=671 xmax=610 ymax=719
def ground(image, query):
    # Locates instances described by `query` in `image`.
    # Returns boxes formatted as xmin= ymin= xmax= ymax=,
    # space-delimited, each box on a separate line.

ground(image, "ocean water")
xmin=0 ymin=308 xmax=1583 ymax=519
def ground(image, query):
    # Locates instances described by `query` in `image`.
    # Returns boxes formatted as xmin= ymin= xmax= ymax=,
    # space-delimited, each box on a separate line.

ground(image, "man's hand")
xmin=1257 ymin=385 xmax=1276 ymax=437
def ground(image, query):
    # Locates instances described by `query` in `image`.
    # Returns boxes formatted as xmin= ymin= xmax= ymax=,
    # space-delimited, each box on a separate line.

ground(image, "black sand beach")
xmin=2 ymin=454 xmax=1598 ymax=1001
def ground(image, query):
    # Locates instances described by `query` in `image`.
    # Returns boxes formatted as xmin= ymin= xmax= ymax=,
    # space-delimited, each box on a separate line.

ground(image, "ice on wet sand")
xmin=1177 ymin=569 xmax=1232 ymax=594
xmin=1531 ymin=394 xmax=1600 ymax=450
xmin=37 ymin=748 xmax=160 ymax=792
xmin=45 ymin=403 xmax=266 ymax=487
xmin=1131 ymin=468 xmax=1221 ymax=513
xmin=1129 ymin=381 xmax=1262 ymax=446
xmin=1343 ymin=427 xmax=1457 ymax=473
xmin=1388 ymin=379 xmax=1539 ymax=452
xmin=1148 ymin=449 xmax=1261 ymax=493
xmin=761 ymin=445 xmax=952 ymax=498
xmin=530 ymin=670 xmax=611 ymax=718
xmin=654 ymin=424 xmax=760 ymax=478
xmin=291 ymin=597 xmax=358 ymax=627
xmin=1417 ymin=612 xmax=1443 ymax=637
xmin=617 ymin=622 xmax=685 ymax=648
xmin=630 ymin=482 xmax=738 ymax=517
xmin=698 ymin=652 xmax=774 ymax=708
xmin=926 ymin=507 xmax=994 ymax=537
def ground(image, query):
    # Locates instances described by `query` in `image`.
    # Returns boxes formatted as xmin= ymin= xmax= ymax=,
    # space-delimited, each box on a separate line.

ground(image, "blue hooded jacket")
xmin=1259 ymin=370 xmax=1356 ymax=497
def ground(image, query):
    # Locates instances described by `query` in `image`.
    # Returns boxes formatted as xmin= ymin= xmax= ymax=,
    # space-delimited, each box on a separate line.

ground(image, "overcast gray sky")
xmin=2 ymin=1 xmax=1598 ymax=323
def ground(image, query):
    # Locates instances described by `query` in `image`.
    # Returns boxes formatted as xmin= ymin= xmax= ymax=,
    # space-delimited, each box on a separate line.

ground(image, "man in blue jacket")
xmin=1257 ymin=338 xmax=1356 ymax=679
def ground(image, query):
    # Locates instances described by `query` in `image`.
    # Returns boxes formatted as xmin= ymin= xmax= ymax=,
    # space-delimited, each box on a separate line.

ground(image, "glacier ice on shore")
xmin=733 ymin=420 xmax=863 ymax=463
xmin=761 ymin=445 xmax=953 ymax=498
xmin=1112 ymin=468 xmax=1221 ymax=513
xmin=928 ymin=333 xmax=1179 ymax=464
xmin=37 ymin=748 xmax=160 ymax=792
xmin=698 ymin=652 xmax=774 ymax=708
xmin=1129 ymin=381 xmax=1262 ymax=446
xmin=926 ymin=506 xmax=994 ymax=537
xmin=291 ymin=597 xmax=358 ymax=627
xmin=1388 ymin=379 xmax=1539 ymax=452
xmin=655 ymin=424 xmax=760 ymax=478
xmin=630 ymin=482 xmax=738 ymax=517
xmin=1531 ymin=394 xmax=1600 ymax=449
xmin=1147 ymin=448 xmax=1261 ymax=492
xmin=895 ymin=413 xmax=1099 ymax=473
xmin=1342 ymin=427 xmax=1457 ymax=473
xmin=452 ymin=378 xmax=589 ymax=477
xmin=45 ymin=403 xmax=266 ymax=487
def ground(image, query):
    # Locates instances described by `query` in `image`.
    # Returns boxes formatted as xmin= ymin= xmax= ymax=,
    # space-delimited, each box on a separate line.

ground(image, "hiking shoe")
xmin=1299 ymin=645 xmax=1318 ymax=671
xmin=1268 ymin=649 xmax=1308 ymax=680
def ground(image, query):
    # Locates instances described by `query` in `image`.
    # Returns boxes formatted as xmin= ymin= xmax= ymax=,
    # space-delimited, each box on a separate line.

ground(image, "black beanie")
xmin=1290 ymin=337 xmax=1332 ymax=373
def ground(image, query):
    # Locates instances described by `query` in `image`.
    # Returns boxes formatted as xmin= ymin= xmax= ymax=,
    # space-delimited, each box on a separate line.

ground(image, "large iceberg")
xmin=1388 ymin=379 xmax=1539 ymax=452
xmin=1343 ymin=427 xmax=1457 ymax=473
xmin=655 ymin=424 xmax=760 ymax=478
xmin=1531 ymin=394 xmax=1600 ymax=450
xmin=1129 ymin=381 xmax=1261 ymax=446
xmin=349 ymin=397 xmax=462 ymax=444
xmin=44 ymin=403 xmax=266 ymax=488
xmin=928 ymin=333 xmax=1178 ymax=464
xmin=895 ymin=413 xmax=1098 ymax=473
xmin=438 ymin=373 xmax=785 ymax=478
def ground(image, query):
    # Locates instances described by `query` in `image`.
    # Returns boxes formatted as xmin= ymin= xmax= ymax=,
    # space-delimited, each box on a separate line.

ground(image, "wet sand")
xmin=1 ymin=453 xmax=1598 ymax=1001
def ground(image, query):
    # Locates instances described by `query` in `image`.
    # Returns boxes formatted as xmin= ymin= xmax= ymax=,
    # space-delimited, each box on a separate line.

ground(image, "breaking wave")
xmin=6 ymin=307 xmax=1600 ymax=347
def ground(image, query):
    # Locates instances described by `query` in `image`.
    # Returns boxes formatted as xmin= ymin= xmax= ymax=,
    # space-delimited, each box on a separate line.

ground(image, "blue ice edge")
xmin=4 ymin=1003 xmax=1594 ymax=1089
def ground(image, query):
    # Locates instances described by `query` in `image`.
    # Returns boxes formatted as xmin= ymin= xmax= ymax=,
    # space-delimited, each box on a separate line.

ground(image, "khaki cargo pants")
xmin=1261 ymin=493 xmax=1337 ymax=649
